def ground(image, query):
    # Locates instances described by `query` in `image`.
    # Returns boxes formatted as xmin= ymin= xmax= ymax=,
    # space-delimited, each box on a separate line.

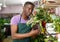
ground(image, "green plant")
xmin=27 ymin=7 xmax=53 ymax=42
xmin=36 ymin=7 xmax=53 ymax=22
xmin=0 ymin=17 xmax=10 ymax=41
xmin=44 ymin=35 xmax=57 ymax=42
xmin=53 ymin=16 xmax=60 ymax=33
xmin=27 ymin=7 xmax=53 ymax=32
xmin=0 ymin=18 xmax=5 ymax=40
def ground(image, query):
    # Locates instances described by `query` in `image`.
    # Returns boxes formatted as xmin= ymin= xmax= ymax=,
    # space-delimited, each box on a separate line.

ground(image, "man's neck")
xmin=21 ymin=13 xmax=29 ymax=20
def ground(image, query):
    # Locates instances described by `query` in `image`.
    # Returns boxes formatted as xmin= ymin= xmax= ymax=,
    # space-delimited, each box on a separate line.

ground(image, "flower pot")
xmin=46 ymin=23 xmax=56 ymax=34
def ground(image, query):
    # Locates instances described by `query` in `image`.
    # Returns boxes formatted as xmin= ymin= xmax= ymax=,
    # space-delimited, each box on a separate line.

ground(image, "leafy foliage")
xmin=0 ymin=18 xmax=10 ymax=40
xmin=27 ymin=7 xmax=53 ymax=42
xmin=0 ymin=18 xmax=5 ymax=40
xmin=53 ymin=16 xmax=60 ymax=33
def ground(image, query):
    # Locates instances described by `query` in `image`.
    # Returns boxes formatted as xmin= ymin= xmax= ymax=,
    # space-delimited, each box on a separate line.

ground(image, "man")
xmin=10 ymin=2 xmax=39 ymax=42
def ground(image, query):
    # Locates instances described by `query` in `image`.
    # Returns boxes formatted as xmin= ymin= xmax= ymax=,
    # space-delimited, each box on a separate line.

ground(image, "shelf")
xmin=45 ymin=0 xmax=60 ymax=8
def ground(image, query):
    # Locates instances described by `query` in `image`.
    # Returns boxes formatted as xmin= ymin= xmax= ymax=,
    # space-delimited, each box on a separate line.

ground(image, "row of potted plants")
xmin=0 ymin=18 xmax=10 ymax=42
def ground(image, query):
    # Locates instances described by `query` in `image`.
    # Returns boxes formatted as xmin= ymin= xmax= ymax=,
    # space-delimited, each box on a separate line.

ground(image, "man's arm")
xmin=11 ymin=25 xmax=39 ymax=39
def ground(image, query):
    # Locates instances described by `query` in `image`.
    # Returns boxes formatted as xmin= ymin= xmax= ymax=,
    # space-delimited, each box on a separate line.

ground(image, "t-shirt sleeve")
xmin=10 ymin=15 xmax=20 ymax=25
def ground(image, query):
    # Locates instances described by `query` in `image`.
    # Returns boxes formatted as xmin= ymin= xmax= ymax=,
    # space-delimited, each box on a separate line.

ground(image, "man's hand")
xmin=29 ymin=29 xmax=40 ymax=37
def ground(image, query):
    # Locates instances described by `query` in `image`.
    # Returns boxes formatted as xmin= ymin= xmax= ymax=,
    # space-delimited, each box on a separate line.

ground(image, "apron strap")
xmin=19 ymin=15 xmax=22 ymax=23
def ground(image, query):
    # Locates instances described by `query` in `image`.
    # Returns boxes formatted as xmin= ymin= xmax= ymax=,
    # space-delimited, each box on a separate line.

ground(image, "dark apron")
xmin=13 ymin=16 xmax=31 ymax=42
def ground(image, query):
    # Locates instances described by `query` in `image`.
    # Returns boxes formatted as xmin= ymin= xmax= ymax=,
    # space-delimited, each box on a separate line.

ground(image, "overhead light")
xmin=0 ymin=3 xmax=2 ymax=10
xmin=3 ymin=4 xmax=7 ymax=7
xmin=0 ymin=3 xmax=2 ymax=6
xmin=3 ymin=0 xmax=7 ymax=7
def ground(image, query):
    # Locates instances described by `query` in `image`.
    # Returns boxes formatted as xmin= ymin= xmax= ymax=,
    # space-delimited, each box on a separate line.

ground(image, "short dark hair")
xmin=24 ymin=2 xmax=35 ymax=7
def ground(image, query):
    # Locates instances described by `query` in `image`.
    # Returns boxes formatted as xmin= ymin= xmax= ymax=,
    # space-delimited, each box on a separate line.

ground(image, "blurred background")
xmin=0 ymin=0 xmax=60 ymax=42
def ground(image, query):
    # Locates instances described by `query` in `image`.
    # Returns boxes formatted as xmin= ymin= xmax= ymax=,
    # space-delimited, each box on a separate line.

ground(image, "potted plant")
xmin=52 ymin=16 xmax=60 ymax=42
xmin=53 ymin=16 xmax=60 ymax=33
xmin=0 ymin=18 xmax=10 ymax=42
xmin=27 ymin=7 xmax=53 ymax=42
xmin=0 ymin=18 xmax=6 ymax=42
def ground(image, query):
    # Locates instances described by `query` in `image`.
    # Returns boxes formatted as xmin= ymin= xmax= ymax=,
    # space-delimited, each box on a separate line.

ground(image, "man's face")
xmin=23 ymin=4 xmax=34 ymax=16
